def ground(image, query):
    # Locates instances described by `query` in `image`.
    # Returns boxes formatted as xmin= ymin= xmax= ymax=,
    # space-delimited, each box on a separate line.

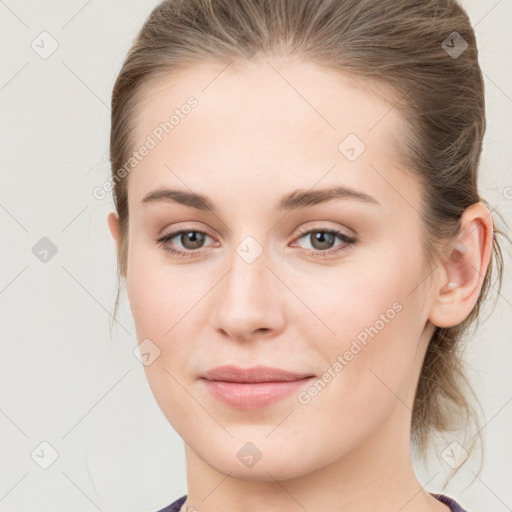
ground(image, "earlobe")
xmin=428 ymin=202 xmax=494 ymax=328
xmin=107 ymin=212 xmax=120 ymax=247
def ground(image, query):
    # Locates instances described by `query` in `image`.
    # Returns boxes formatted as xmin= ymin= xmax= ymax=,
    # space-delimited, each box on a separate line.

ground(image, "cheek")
xmin=301 ymin=246 xmax=425 ymax=398
xmin=288 ymin=277 xmax=420 ymax=461
xmin=125 ymin=241 xmax=212 ymax=382
xmin=126 ymin=253 xmax=202 ymax=425
xmin=126 ymin=271 xmax=176 ymax=339
xmin=126 ymin=236 xmax=191 ymax=337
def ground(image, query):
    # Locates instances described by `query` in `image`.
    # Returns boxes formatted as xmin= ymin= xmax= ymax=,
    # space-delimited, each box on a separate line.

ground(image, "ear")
xmin=428 ymin=202 xmax=494 ymax=328
xmin=107 ymin=212 xmax=120 ymax=248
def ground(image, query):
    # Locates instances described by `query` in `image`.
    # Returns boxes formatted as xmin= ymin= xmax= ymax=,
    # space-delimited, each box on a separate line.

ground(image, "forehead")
xmin=127 ymin=57 xmax=415 ymax=210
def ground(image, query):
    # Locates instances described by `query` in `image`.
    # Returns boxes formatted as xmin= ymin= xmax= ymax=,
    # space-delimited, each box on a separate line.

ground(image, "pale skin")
xmin=108 ymin=57 xmax=493 ymax=512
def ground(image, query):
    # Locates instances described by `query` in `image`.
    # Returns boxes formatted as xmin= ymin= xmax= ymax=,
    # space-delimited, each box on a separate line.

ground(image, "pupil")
xmin=183 ymin=231 xmax=204 ymax=249
xmin=312 ymin=231 xmax=334 ymax=250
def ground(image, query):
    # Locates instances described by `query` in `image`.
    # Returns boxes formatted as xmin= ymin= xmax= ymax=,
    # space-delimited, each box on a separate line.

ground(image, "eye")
xmin=157 ymin=226 xmax=357 ymax=260
xmin=157 ymin=229 xmax=216 ymax=259
xmin=292 ymin=227 xmax=357 ymax=258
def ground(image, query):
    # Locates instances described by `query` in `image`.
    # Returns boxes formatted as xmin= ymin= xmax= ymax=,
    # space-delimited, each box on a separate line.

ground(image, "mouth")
xmin=200 ymin=365 xmax=315 ymax=409
xmin=201 ymin=364 xmax=315 ymax=383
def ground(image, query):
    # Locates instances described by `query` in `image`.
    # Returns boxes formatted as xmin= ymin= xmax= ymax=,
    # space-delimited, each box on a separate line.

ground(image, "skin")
xmin=108 ymin=56 xmax=493 ymax=512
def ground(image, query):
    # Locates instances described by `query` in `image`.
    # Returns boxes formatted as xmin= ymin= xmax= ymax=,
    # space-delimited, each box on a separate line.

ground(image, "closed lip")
xmin=201 ymin=365 xmax=314 ymax=383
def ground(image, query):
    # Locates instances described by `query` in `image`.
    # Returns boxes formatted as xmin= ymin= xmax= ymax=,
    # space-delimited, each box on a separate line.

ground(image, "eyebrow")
xmin=140 ymin=185 xmax=381 ymax=212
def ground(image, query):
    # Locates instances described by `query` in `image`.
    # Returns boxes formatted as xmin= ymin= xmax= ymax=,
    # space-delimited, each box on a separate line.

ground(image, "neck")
xmin=182 ymin=403 xmax=448 ymax=512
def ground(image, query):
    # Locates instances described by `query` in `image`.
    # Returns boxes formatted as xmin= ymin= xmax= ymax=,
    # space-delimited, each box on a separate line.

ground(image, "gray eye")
xmin=306 ymin=231 xmax=337 ymax=251
xmin=177 ymin=231 xmax=207 ymax=250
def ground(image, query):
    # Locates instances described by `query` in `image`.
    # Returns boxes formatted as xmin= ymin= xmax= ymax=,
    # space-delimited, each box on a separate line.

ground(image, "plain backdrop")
xmin=1 ymin=1 xmax=511 ymax=511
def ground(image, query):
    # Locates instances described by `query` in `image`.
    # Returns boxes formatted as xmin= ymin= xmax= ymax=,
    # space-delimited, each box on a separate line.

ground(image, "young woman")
xmin=106 ymin=1 xmax=506 ymax=510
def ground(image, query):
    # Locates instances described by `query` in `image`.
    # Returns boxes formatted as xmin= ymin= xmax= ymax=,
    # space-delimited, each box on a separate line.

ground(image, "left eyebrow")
xmin=276 ymin=185 xmax=381 ymax=211
xmin=140 ymin=184 xmax=381 ymax=212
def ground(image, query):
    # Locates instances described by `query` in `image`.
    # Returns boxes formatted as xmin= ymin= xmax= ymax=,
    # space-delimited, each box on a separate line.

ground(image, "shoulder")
xmin=431 ymin=492 xmax=470 ymax=512
xmin=154 ymin=494 xmax=187 ymax=512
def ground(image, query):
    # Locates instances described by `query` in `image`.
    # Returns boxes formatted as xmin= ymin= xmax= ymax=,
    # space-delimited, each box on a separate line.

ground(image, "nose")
xmin=212 ymin=243 xmax=286 ymax=342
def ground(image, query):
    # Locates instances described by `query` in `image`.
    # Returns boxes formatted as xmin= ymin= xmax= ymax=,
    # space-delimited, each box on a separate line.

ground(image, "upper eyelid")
xmin=295 ymin=223 xmax=354 ymax=237
xmin=159 ymin=227 xmax=216 ymax=242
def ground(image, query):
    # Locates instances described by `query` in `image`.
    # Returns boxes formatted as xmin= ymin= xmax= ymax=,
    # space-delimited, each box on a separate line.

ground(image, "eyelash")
xmin=157 ymin=226 xmax=357 ymax=260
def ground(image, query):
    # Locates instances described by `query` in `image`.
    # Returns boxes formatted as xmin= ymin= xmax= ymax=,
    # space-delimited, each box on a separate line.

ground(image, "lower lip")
xmin=201 ymin=377 xmax=315 ymax=409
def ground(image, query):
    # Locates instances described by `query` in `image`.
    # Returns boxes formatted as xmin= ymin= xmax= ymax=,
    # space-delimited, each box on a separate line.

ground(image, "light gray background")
xmin=1 ymin=1 xmax=511 ymax=511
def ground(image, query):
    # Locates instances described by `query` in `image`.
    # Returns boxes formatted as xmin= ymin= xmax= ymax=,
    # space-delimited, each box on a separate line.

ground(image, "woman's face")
xmin=110 ymin=57 xmax=438 ymax=480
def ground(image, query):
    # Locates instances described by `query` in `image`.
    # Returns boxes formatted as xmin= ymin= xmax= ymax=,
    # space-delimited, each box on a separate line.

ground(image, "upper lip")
xmin=201 ymin=365 xmax=314 ymax=383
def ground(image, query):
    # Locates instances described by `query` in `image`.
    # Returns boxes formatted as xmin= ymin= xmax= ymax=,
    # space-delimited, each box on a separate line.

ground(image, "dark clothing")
xmin=156 ymin=492 xmax=469 ymax=511
xmin=431 ymin=492 xmax=470 ymax=512
xmin=156 ymin=494 xmax=186 ymax=512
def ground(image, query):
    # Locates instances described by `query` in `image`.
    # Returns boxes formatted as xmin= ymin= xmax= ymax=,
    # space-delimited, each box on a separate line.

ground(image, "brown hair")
xmin=108 ymin=0 xmax=508 ymax=484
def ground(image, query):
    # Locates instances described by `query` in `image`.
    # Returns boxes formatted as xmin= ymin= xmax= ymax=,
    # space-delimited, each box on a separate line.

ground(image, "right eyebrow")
xmin=141 ymin=187 xmax=217 ymax=212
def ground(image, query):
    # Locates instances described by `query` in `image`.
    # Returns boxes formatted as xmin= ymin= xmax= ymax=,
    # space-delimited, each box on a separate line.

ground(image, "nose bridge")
xmin=212 ymin=236 xmax=284 ymax=340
